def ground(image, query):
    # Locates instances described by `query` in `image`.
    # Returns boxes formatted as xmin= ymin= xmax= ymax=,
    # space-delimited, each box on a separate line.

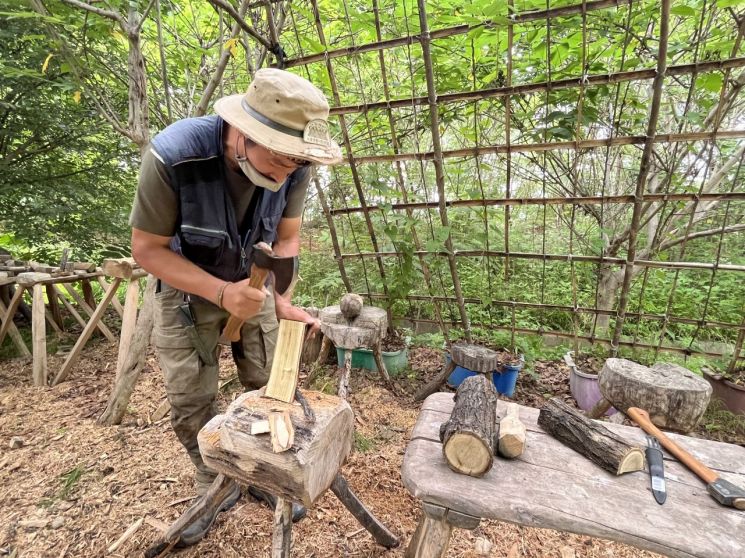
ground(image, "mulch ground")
xmin=0 ymin=339 xmax=740 ymax=558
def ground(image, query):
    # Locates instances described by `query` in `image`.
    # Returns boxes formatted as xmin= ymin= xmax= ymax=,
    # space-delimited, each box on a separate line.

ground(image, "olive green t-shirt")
xmin=129 ymin=146 xmax=309 ymax=237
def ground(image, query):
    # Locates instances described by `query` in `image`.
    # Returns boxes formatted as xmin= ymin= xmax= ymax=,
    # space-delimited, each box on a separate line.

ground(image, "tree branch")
xmin=654 ymin=223 xmax=745 ymax=255
xmin=207 ymin=0 xmax=272 ymax=50
xmin=59 ymin=0 xmax=125 ymax=27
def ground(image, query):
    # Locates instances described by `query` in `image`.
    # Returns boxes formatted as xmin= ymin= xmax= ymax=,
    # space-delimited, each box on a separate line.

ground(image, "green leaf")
xmin=697 ymin=73 xmax=724 ymax=93
xmin=671 ymin=5 xmax=696 ymax=17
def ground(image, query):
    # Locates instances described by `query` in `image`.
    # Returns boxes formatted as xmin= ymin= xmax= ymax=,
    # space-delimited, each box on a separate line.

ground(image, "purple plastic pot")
xmin=569 ymin=367 xmax=616 ymax=415
xmin=703 ymin=370 xmax=745 ymax=416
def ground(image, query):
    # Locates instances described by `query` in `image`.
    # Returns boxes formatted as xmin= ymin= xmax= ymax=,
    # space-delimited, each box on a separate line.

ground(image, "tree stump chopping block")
xmin=439 ymin=374 xmax=498 ymax=477
xmin=198 ymin=389 xmax=353 ymax=507
xmin=599 ymin=359 xmax=712 ymax=432
xmin=414 ymin=343 xmax=500 ymax=402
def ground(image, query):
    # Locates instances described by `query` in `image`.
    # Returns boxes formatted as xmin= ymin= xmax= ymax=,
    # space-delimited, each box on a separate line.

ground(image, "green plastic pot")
xmin=335 ymin=345 xmax=409 ymax=377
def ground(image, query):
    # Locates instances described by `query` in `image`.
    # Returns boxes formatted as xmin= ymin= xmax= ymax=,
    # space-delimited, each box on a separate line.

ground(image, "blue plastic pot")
xmin=446 ymin=354 xmax=524 ymax=397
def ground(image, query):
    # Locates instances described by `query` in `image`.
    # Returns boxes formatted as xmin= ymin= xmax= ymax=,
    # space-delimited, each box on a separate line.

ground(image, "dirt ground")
xmin=0 ymin=338 xmax=735 ymax=558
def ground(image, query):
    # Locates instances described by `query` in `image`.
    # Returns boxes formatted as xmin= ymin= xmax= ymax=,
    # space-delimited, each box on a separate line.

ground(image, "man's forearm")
xmin=134 ymin=243 xmax=225 ymax=304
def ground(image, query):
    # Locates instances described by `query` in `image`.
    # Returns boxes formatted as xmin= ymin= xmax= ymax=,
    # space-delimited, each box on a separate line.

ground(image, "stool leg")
xmin=338 ymin=348 xmax=351 ymax=399
xmin=414 ymin=360 xmax=457 ymax=402
xmin=372 ymin=342 xmax=393 ymax=388
xmin=32 ymin=284 xmax=48 ymax=386
xmin=331 ymin=474 xmax=399 ymax=548
xmin=272 ymin=498 xmax=293 ymax=558
xmin=405 ymin=508 xmax=452 ymax=558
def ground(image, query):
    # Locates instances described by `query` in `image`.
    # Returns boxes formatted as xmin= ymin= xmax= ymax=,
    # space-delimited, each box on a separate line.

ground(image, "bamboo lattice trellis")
xmin=254 ymin=0 xmax=745 ymax=367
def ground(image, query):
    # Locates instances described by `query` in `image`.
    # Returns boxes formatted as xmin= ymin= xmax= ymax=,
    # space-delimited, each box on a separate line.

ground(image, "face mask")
xmin=236 ymin=155 xmax=284 ymax=192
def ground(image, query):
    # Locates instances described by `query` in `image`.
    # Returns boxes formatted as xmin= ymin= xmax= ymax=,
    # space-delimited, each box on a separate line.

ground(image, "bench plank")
xmin=404 ymin=394 xmax=745 ymax=558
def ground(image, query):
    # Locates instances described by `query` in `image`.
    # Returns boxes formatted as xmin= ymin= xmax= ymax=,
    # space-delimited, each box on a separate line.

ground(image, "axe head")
xmin=253 ymin=243 xmax=299 ymax=296
xmin=707 ymin=478 xmax=745 ymax=510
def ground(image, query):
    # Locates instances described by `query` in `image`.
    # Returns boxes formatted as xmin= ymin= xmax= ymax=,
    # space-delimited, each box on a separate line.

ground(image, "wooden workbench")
xmin=402 ymin=393 xmax=745 ymax=558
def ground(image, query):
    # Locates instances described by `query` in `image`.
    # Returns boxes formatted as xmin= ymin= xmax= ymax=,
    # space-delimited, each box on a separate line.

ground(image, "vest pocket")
xmin=180 ymin=225 xmax=226 ymax=266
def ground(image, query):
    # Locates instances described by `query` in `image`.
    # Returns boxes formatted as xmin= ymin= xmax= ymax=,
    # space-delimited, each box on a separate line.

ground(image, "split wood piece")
xmin=53 ymin=278 xmax=122 ymax=386
xmin=152 ymin=398 xmax=171 ymax=422
xmin=199 ymin=389 xmax=353 ymax=506
xmin=61 ymin=283 xmax=117 ymax=343
xmin=331 ymin=474 xmax=399 ymax=548
xmin=116 ymin=278 xmax=140 ymax=375
xmin=102 ymin=257 xmax=140 ymax=279
xmin=251 ymin=419 xmax=270 ymax=435
xmin=45 ymin=284 xmax=64 ymax=330
xmin=599 ymin=358 xmax=712 ymax=432
xmin=144 ymin=475 xmax=236 ymax=558
xmin=0 ymin=289 xmax=31 ymax=357
xmin=14 ymin=272 xmax=53 ymax=285
xmin=538 ymin=398 xmax=644 ymax=475
xmin=414 ymin=343 xmax=500 ymax=401
xmin=269 ymin=409 xmax=295 ymax=453
xmin=32 ymin=284 xmax=47 ymax=386
xmin=439 ymin=374 xmax=498 ymax=477
xmin=97 ymin=276 xmax=124 ymax=318
xmin=339 ymin=348 xmax=352 ymax=399
xmin=272 ymin=497 xmax=293 ymax=558
xmin=107 ymin=516 xmax=144 ymax=553
xmin=264 ymin=319 xmax=307 ymax=403
xmin=340 ymin=293 xmax=363 ymax=320
xmin=498 ymin=402 xmax=527 ymax=459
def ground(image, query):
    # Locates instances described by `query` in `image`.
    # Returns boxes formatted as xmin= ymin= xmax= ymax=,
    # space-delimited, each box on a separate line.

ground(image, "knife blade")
xmin=646 ymin=435 xmax=666 ymax=505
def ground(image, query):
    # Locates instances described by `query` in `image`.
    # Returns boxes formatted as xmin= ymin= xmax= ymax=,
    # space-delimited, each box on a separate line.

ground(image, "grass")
xmin=353 ymin=431 xmax=376 ymax=453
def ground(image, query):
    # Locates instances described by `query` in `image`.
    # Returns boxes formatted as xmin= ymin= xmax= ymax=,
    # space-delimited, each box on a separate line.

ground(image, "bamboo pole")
xmin=417 ymin=0 xmax=471 ymax=340
xmin=504 ymin=0 xmax=514 ymax=281
xmin=312 ymin=175 xmax=352 ymax=292
xmin=309 ymin=0 xmax=394 ymax=326
xmin=610 ymin=0 xmax=671 ymax=355
xmin=282 ymin=0 xmax=632 ymax=68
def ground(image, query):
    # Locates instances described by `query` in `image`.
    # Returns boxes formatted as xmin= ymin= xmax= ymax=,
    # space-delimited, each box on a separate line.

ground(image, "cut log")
xmin=438 ymin=374 xmax=498 ymax=477
xmin=199 ymin=389 xmax=353 ymax=506
xmin=340 ymin=293 xmax=364 ymax=320
xmin=264 ymin=319 xmax=306 ymax=403
xmin=538 ymin=398 xmax=644 ymax=475
xmin=599 ymin=359 xmax=712 ymax=432
xmin=269 ymin=409 xmax=295 ymax=453
xmin=102 ymin=257 xmax=139 ymax=279
xmin=498 ymin=402 xmax=526 ymax=459
xmin=450 ymin=343 xmax=500 ymax=373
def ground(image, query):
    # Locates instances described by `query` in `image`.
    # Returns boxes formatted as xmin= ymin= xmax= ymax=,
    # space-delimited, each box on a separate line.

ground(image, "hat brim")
xmin=214 ymin=94 xmax=343 ymax=166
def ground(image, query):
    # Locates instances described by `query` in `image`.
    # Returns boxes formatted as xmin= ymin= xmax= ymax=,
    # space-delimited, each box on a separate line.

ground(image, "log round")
xmin=599 ymin=359 xmax=712 ymax=432
xmin=319 ymin=305 xmax=387 ymax=349
xmin=450 ymin=343 xmax=500 ymax=373
xmin=438 ymin=374 xmax=498 ymax=477
xmin=340 ymin=293 xmax=364 ymax=320
xmin=198 ymin=389 xmax=353 ymax=507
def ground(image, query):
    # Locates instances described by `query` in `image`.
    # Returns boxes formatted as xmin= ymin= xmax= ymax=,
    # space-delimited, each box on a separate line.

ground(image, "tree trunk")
xmin=97 ymin=275 xmax=156 ymax=425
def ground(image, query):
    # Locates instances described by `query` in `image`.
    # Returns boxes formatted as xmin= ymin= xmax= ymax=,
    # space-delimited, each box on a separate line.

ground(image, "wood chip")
xmin=107 ymin=516 xmax=143 ymax=553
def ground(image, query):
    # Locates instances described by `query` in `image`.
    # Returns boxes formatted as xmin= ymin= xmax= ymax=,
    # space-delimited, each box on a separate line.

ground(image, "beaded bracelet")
xmin=216 ymin=281 xmax=231 ymax=309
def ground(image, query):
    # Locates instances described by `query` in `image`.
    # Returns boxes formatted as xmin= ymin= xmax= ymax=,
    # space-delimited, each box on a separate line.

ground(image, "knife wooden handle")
xmin=221 ymin=265 xmax=270 ymax=343
xmin=627 ymin=407 xmax=718 ymax=484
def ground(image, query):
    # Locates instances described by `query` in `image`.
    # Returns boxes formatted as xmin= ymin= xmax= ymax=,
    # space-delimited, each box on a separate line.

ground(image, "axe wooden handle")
xmin=221 ymin=265 xmax=270 ymax=343
xmin=627 ymin=407 xmax=718 ymax=484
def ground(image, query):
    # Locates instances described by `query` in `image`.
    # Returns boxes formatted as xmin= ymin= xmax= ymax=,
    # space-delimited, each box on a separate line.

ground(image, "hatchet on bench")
xmin=628 ymin=407 xmax=745 ymax=510
xmin=220 ymin=242 xmax=298 ymax=343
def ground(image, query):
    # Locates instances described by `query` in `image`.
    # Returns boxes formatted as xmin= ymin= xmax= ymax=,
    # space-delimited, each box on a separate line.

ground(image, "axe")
xmin=628 ymin=407 xmax=745 ymax=510
xmin=220 ymin=242 xmax=298 ymax=343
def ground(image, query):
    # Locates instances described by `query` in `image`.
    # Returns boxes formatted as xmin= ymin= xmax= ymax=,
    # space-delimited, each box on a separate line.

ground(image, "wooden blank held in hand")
xmin=264 ymin=319 xmax=307 ymax=403
xmin=439 ymin=374 xmax=498 ymax=477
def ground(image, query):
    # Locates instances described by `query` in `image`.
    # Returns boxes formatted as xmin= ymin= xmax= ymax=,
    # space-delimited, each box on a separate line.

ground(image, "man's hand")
xmin=221 ymin=279 xmax=267 ymax=321
xmin=275 ymin=303 xmax=321 ymax=338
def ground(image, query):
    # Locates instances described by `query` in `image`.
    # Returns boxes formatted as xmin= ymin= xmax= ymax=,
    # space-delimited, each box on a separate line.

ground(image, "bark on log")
xmin=438 ymin=374 xmax=498 ymax=477
xmin=538 ymin=398 xmax=644 ymax=475
xmin=451 ymin=343 xmax=500 ymax=372
xmin=199 ymin=389 xmax=353 ymax=506
xmin=98 ymin=275 xmax=156 ymax=425
xmin=599 ymin=359 xmax=712 ymax=432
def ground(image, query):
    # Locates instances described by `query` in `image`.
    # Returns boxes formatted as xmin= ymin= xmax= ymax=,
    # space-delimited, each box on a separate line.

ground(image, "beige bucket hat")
xmin=214 ymin=68 xmax=343 ymax=165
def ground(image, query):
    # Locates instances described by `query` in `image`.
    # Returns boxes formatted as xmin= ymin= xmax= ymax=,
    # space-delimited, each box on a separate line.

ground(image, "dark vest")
xmin=150 ymin=115 xmax=308 ymax=282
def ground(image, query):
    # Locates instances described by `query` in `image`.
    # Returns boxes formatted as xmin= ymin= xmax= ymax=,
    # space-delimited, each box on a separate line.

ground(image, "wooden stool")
xmin=588 ymin=358 xmax=712 ymax=432
xmin=414 ymin=343 xmax=500 ymax=402
xmin=316 ymin=305 xmax=391 ymax=399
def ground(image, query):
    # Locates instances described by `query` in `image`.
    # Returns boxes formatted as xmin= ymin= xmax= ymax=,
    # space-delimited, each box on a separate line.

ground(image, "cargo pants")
xmin=153 ymin=280 xmax=278 ymax=491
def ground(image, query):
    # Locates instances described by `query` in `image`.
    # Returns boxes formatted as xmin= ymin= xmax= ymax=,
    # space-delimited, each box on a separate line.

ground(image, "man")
xmin=130 ymin=68 xmax=342 ymax=546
